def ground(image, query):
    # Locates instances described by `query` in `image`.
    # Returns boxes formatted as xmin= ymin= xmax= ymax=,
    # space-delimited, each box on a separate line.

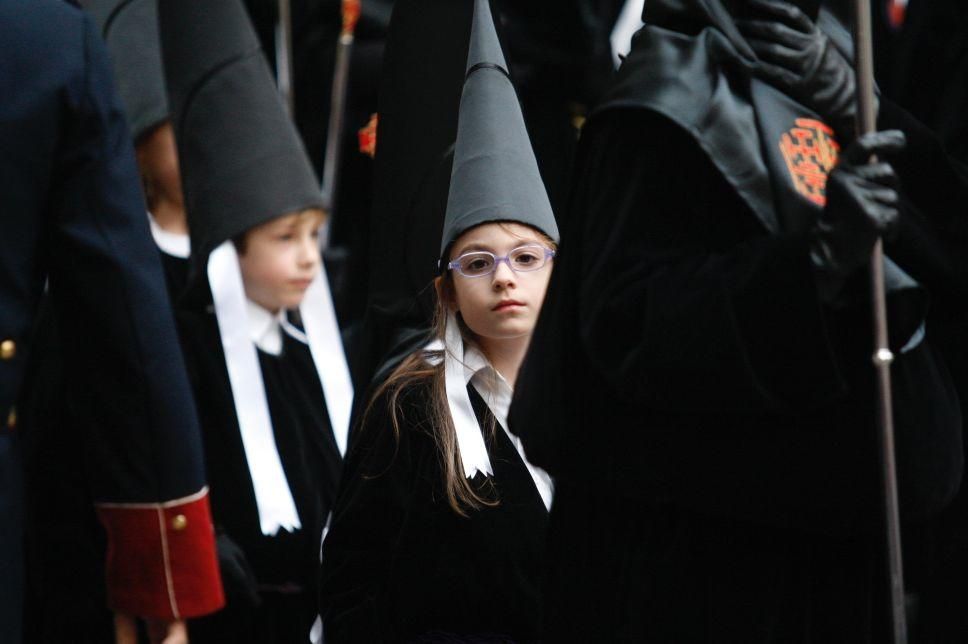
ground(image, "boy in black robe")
xmin=157 ymin=0 xmax=354 ymax=640
xmin=510 ymin=0 xmax=968 ymax=641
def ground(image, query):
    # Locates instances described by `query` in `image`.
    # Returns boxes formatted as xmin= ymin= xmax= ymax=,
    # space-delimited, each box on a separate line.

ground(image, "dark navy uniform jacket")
xmin=0 ymin=1 xmax=223 ymax=639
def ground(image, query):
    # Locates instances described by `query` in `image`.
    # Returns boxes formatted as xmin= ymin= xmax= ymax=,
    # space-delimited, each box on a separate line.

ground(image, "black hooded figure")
xmin=508 ymin=0 xmax=968 ymax=641
xmin=319 ymin=0 xmax=558 ymax=641
xmin=158 ymin=0 xmax=354 ymax=641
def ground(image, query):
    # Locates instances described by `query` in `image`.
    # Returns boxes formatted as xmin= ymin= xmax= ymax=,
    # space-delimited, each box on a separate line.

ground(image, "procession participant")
xmin=1 ymin=1 xmax=224 ymax=642
xmin=84 ymin=0 xmax=190 ymax=301
xmin=509 ymin=0 xmax=968 ymax=641
xmin=319 ymin=1 xmax=557 ymax=640
xmin=157 ymin=0 xmax=354 ymax=639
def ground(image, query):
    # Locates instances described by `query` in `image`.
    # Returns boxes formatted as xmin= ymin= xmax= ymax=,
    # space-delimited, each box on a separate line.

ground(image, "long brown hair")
xmin=364 ymin=272 xmax=498 ymax=517
xmin=364 ymin=224 xmax=555 ymax=516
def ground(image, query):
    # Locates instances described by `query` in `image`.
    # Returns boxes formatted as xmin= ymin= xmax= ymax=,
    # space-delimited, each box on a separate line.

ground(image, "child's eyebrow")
xmin=454 ymin=242 xmax=491 ymax=255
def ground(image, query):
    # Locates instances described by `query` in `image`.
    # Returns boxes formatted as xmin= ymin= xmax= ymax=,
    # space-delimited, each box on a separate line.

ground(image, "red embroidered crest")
xmin=358 ymin=113 xmax=378 ymax=158
xmin=778 ymin=118 xmax=840 ymax=207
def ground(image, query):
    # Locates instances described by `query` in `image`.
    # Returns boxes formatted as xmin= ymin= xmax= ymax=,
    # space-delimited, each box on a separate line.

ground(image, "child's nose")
xmin=298 ymin=236 xmax=320 ymax=265
xmin=491 ymin=259 xmax=516 ymax=286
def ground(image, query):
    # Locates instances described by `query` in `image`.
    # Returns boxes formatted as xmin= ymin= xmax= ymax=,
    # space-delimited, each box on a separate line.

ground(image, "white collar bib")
xmin=245 ymin=299 xmax=290 ymax=356
xmin=464 ymin=346 xmax=554 ymax=511
xmin=429 ymin=323 xmax=554 ymax=511
xmin=207 ymin=241 xmax=354 ymax=536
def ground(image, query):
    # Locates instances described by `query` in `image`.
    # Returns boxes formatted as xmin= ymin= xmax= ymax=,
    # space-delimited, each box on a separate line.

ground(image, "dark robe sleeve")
xmin=44 ymin=17 xmax=222 ymax=620
xmin=575 ymin=109 xmax=847 ymax=414
xmin=319 ymin=384 xmax=426 ymax=643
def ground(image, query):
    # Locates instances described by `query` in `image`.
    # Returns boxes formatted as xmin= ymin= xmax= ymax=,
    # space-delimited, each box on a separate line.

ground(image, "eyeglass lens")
xmin=456 ymin=245 xmax=549 ymax=277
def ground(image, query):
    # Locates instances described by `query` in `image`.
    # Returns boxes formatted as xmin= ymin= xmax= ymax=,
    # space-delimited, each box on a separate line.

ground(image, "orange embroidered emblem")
xmin=778 ymin=118 xmax=840 ymax=207
xmin=358 ymin=113 xmax=378 ymax=158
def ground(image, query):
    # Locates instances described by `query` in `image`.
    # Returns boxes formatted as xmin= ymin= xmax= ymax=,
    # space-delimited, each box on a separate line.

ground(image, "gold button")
xmin=0 ymin=340 xmax=15 ymax=361
xmin=6 ymin=407 xmax=15 ymax=430
xmin=171 ymin=514 xmax=188 ymax=531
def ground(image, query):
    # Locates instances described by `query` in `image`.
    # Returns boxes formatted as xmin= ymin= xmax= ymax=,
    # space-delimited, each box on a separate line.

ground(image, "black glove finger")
xmin=870 ymin=204 xmax=901 ymax=241
xmin=736 ymin=18 xmax=808 ymax=48
xmin=855 ymin=162 xmax=900 ymax=188
xmin=747 ymin=56 xmax=803 ymax=88
xmin=746 ymin=38 xmax=808 ymax=75
xmin=844 ymin=130 xmax=907 ymax=165
xmin=747 ymin=0 xmax=816 ymax=33
xmin=864 ymin=186 xmax=900 ymax=207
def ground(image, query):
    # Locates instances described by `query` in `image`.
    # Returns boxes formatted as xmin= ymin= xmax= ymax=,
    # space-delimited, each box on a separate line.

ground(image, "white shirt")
xmin=246 ymin=299 xmax=285 ymax=355
xmin=147 ymin=212 xmax=190 ymax=259
xmin=463 ymin=346 xmax=554 ymax=511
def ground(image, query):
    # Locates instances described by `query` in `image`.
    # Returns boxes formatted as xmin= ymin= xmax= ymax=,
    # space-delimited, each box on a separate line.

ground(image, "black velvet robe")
xmin=158 ymin=249 xmax=190 ymax=306
xmin=319 ymin=377 xmax=548 ymax=643
xmin=177 ymin=307 xmax=343 ymax=643
xmin=509 ymin=101 xmax=968 ymax=642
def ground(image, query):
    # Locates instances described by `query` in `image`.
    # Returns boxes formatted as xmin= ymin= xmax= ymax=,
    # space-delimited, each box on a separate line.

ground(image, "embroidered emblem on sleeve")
xmin=779 ymin=118 xmax=840 ymax=207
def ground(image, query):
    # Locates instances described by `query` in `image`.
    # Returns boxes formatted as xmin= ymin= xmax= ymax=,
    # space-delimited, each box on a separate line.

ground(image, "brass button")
xmin=0 ymin=340 xmax=15 ymax=361
xmin=6 ymin=407 xmax=15 ymax=430
xmin=171 ymin=514 xmax=188 ymax=531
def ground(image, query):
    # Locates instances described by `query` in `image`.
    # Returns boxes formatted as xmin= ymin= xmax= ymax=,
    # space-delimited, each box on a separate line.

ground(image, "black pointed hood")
xmin=82 ymin=0 xmax=168 ymax=142
xmin=158 ymin=0 xmax=323 ymax=276
xmin=440 ymin=0 xmax=559 ymax=257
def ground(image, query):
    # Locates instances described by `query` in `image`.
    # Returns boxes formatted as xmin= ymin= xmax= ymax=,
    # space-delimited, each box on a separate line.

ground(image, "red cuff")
xmin=95 ymin=488 xmax=225 ymax=619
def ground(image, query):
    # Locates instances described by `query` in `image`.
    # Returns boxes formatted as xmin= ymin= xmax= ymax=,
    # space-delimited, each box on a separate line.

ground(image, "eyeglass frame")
xmin=445 ymin=244 xmax=556 ymax=278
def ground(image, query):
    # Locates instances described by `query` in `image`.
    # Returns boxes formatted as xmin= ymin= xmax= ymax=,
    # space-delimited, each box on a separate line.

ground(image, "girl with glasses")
xmin=319 ymin=1 xmax=558 ymax=642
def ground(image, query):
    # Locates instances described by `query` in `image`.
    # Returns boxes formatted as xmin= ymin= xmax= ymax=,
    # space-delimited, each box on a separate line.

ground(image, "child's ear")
xmin=433 ymin=276 xmax=459 ymax=313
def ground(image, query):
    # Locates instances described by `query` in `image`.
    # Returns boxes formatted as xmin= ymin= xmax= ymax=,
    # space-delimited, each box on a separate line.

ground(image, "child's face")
xmin=446 ymin=222 xmax=554 ymax=344
xmin=237 ymin=209 xmax=326 ymax=312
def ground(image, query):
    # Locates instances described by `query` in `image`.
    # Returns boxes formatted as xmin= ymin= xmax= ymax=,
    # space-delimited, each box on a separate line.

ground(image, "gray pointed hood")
xmin=158 ymin=0 xmax=323 ymax=276
xmin=440 ymin=0 xmax=559 ymax=257
xmin=82 ymin=0 xmax=168 ymax=142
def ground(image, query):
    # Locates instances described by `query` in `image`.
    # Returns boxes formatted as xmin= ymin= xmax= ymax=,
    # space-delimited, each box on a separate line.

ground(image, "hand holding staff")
xmin=740 ymin=2 xmax=909 ymax=640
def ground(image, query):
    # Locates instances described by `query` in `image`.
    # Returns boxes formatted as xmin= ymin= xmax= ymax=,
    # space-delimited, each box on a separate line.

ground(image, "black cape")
xmin=320 ymin=376 xmax=547 ymax=643
xmin=509 ymin=3 xmax=968 ymax=641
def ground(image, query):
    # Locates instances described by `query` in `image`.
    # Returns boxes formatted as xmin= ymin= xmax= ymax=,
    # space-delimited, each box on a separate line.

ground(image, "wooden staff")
xmin=275 ymin=0 xmax=295 ymax=115
xmin=320 ymin=0 xmax=361 ymax=217
xmin=851 ymin=1 xmax=907 ymax=642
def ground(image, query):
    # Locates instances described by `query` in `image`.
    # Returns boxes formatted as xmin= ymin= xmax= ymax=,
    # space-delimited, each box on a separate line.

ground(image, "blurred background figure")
xmin=5 ymin=1 xmax=224 ymax=643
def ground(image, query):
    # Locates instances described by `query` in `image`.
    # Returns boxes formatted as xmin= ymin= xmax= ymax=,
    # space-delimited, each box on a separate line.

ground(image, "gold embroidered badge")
xmin=778 ymin=118 xmax=840 ymax=207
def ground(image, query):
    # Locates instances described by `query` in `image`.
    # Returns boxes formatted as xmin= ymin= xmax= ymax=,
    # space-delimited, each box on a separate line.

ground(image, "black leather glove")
xmin=737 ymin=0 xmax=868 ymax=142
xmin=810 ymin=130 xmax=906 ymax=305
xmin=216 ymin=532 xmax=262 ymax=608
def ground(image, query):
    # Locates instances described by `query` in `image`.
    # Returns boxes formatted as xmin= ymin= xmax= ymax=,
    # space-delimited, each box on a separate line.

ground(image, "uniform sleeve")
xmin=44 ymin=15 xmax=222 ymax=620
xmin=576 ymin=110 xmax=847 ymax=413
xmin=319 ymin=386 xmax=421 ymax=643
